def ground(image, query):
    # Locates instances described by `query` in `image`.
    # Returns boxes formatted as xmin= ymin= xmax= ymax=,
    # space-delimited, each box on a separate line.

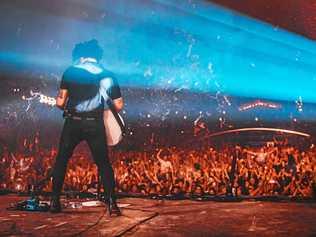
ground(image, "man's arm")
xmin=156 ymin=148 xmax=163 ymax=163
xmin=101 ymin=75 xmax=123 ymax=112
xmin=244 ymin=149 xmax=257 ymax=156
xmin=56 ymin=89 xmax=68 ymax=110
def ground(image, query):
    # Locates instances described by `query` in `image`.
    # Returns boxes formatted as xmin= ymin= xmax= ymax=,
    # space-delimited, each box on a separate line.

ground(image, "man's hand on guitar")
xmin=112 ymin=97 xmax=124 ymax=112
xmin=56 ymin=89 xmax=68 ymax=110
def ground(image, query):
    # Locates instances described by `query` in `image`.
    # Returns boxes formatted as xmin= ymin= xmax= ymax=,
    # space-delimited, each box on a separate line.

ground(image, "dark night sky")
xmin=210 ymin=0 xmax=316 ymax=40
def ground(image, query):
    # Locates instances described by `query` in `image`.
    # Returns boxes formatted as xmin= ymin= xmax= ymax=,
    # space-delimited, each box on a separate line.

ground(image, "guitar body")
xmin=103 ymin=109 xmax=124 ymax=146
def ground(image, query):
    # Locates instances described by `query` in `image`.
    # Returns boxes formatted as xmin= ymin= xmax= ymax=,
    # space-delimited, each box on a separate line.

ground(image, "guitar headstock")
xmin=38 ymin=94 xmax=56 ymax=106
xmin=22 ymin=91 xmax=56 ymax=107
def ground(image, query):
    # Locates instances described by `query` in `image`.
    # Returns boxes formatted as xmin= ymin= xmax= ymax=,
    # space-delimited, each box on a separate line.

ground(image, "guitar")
xmin=103 ymin=109 xmax=125 ymax=146
xmin=22 ymin=91 xmax=125 ymax=146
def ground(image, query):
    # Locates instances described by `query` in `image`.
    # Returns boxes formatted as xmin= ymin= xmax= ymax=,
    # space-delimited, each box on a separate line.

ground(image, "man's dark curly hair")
xmin=72 ymin=39 xmax=103 ymax=62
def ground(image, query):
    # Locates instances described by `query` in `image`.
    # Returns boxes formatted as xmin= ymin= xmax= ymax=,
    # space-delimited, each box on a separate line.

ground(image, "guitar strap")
xmin=106 ymin=99 xmax=126 ymax=135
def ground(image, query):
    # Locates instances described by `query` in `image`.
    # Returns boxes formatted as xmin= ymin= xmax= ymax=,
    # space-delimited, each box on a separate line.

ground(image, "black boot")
xmin=50 ymin=196 xmax=61 ymax=213
xmin=106 ymin=196 xmax=121 ymax=216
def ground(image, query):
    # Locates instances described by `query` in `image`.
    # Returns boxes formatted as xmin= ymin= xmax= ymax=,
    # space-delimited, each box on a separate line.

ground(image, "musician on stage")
xmin=50 ymin=39 xmax=123 ymax=216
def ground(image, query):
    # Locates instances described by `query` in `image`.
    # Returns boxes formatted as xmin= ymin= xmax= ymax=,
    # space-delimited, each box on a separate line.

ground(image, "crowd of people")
xmin=1 ymin=137 xmax=316 ymax=199
xmin=113 ymin=143 xmax=316 ymax=198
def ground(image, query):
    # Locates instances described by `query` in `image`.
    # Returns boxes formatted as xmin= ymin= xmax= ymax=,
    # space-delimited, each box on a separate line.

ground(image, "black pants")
xmin=52 ymin=118 xmax=115 ymax=200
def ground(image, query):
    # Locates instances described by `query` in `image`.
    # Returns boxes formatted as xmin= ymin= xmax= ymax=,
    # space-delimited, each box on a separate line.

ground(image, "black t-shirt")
xmin=60 ymin=62 xmax=121 ymax=116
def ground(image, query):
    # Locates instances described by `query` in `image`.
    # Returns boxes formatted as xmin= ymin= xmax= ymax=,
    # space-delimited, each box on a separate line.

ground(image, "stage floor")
xmin=1 ymin=195 xmax=316 ymax=236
